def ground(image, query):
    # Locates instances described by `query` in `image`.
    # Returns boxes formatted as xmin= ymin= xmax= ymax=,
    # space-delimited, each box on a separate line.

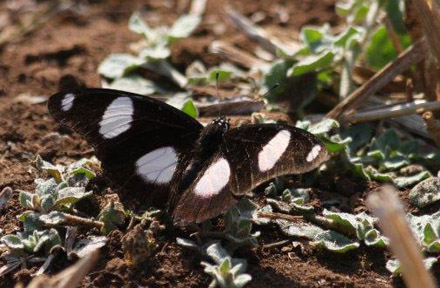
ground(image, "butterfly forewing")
xmin=48 ymin=89 xmax=203 ymax=208
xmin=173 ymin=124 xmax=328 ymax=224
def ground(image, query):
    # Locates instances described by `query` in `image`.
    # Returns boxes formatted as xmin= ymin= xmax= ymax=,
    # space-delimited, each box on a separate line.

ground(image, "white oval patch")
xmin=99 ymin=97 xmax=134 ymax=139
xmin=258 ymin=130 xmax=291 ymax=172
xmin=136 ymin=146 xmax=177 ymax=184
xmin=194 ymin=158 xmax=230 ymax=198
xmin=61 ymin=93 xmax=75 ymax=111
xmin=306 ymin=144 xmax=322 ymax=162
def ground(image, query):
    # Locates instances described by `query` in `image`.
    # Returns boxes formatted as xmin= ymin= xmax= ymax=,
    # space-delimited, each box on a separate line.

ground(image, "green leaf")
xmin=181 ymin=99 xmax=199 ymax=119
xmin=18 ymin=191 xmax=33 ymax=208
xmin=104 ymin=75 xmax=160 ymax=96
xmin=385 ymin=0 xmax=407 ymax=34
xmin=168 ymin=14 xmax=200 ymax=41
xmin=263 ymin=60 xmax=294 ymax=100
xmin=70 ymin=167 xmax=96 ymax=180
xmin=340 ymin=123 xmax=373 ymax=152
xmin=333 ymin=26 xmax=361 ymax=47
xmin=98 ymin=202 xmax=126 ymax=235
xmin=364 ymin=229 xmax=388 ymax=247
xmin=370 ymin=129 xmax=400 ymax=155
xmin=423 ymin=223 xmax=437 ymax=245
xmin=208 ymin=69 xmax=233 ymax=83
xmin=300 ymin=26 xmax=325 ymax=52
xmin=366 ymin=26 xmax=402 ymax=69
xmin=383 ymin=155 xmax=409 ymax=171
xmin=365 ymin=166 xmax=393 ymax=182
xmin=288 ymin=51 xmax=335 ymax=76
xmin=98 ymin=54 xmax=144 ymax=79
xmin=394 ymin=171 xmax=431 ymax=188
xmin=1 ymin=235 xmax=24 ymax=250
xmin=311 ymin=230 xmax=359 ymax=253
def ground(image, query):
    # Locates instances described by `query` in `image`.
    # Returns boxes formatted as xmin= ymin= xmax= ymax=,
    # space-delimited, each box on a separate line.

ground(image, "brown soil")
xmin=0 ymin=0 xmax=427 ymax=287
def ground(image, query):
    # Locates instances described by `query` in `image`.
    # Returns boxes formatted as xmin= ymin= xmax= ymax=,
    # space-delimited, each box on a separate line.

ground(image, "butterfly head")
xmin=212 ymin=116 xmax=230 ymax=134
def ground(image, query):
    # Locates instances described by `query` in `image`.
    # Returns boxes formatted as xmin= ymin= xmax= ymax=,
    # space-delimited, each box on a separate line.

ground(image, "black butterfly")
xmin=48 ymin=89 xmax=329 ymax=225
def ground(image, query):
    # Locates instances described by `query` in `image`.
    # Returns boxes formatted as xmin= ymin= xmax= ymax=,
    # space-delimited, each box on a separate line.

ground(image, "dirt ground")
xmin=0 ymin=0 xmax=426 ymax=287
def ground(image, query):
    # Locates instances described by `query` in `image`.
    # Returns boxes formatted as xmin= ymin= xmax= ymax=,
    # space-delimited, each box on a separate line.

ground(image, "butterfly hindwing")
xmin=48 ymin=89 xmax=203 ymax=208
xmin=173 ymin=124 xmax=328 ymax=224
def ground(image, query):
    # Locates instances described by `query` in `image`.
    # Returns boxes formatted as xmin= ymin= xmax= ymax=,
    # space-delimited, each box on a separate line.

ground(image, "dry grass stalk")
xmin=422 ymin=111 xmax=440 ymax=147
xmin=342 ymin=100 xmax=440 ymax=123
xmin=413 ymin=0 xmax=440 ymax=63
xmin=326 ymin=38 xmax=429 ymax=119
xmin=209 ymin=41 xmax=269 ymax=69
xmin=21 ymin=250 xmax=99 ymax=288
xmin=367 ymin=186 xmax=437 ymax=288
xmin=225 ymin=9 xmax=287 ymax=56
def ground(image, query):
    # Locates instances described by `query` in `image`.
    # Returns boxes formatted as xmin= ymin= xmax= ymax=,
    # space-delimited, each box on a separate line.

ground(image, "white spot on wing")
xmin=258 ymin=130 xmax=291 ymax=172
xmin=136 ymin=146 xmax=177 ymax=184
xmin=61 ymin=93 xmax=75 ymax=111
xmin=306 ymin=144 xmax=322 ymax=162
xmin=194 ymin=158 xmax=230 ymax=198
xmin=99 ymin=97 xmax=134 ymax=139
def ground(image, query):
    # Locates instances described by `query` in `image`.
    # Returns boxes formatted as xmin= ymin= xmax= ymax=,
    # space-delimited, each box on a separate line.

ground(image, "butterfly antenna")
xmin=262 ymin=83 xmax=280 ymax=98
xmin=216 ymin=72 xmax=222 ymax=117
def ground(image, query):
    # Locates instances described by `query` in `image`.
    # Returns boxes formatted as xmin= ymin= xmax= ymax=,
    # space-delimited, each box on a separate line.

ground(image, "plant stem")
xmin=327 ymin=38 xmax=429 ymax=119
xmin=342 ymin=100 xmax=440 ymax=123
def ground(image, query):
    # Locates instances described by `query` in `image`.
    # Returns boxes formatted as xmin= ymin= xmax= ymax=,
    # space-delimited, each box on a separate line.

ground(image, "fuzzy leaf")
xmin=409 ymin=177 xmax=440 ymax=208
xmin=35 ymin=178 xmax=58 ymax=196
xmin=276 ymin=220 xmax=324 ymax=239
xmin=39 ymin=211 xmax=66 ymax=225
xmin=129 ymin=12 xmax=154 ymax=40
xmin=168 ymin=14 xmax=200 ymax=40
xmin=71 ymin=236 xmax=107 ymax=258
xmin=140 ymin=46 xmax=171 ymax=60
xmin=394 ymin=171 xmax=431 ymax=188
xmin=386 ymin=257 xmax=437 ymax=275
xmin=311 ymin=230 xmax=359 ymax=253
xmin=104 ymin=75 xmax=159 ymax=96
xmin=98 ymin=54 xmax=144 ymax=79
xmin=308 ymin=118 xmax=339 ymax=136
xmin=1 ymin=235 xmax=24 ymax=250
xmin=288 ymin=51 xmax=335 ymax=76
xmin=54 ymin=187 xmax=92 ymax=208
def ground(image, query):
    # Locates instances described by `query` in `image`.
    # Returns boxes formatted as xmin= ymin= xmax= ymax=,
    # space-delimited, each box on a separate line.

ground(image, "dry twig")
xmin=367 ymin=186 xmax=437 ymax=288
xmin=327 ymin=38 xmax=429 ymax=119
xmin=342 ymin=100 xmax=440 ymax=123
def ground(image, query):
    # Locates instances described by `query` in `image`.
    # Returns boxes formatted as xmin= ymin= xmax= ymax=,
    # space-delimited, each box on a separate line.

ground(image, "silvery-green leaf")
xmin=71 ymin=236 xmax=107 ymax=258
xmin=205 ymin=243 xmax=229 ymax=265
xmin=98 ymin=202 xmax=126 ymax=235
xmin=40 ymin=194 xmax=55 ymax=213
xmin=70 ymin=167 xmax=96 ymax=180
xmin=39 ymin=211 xmax=66 ymax=225
xmin=370 ymin=129 xmax=400 ymax=156
xmin=406 ymin=212 xmax=440 ymax=243
xmin=394 ymin=171 xmax=431 ymax=188
xmin=364 ymin=229 xmax=388 ymax=247
xmin=168 ymin=14 xmax=201 ymax=40
xmin=333 ymin=26 xmax=361 ymax=47
xmin=98 ymin=54 xmax=144 ymax=79
xmin=22 ymin=212 xmax=44 ymax=232
xmin=340 ymin=123 xmax=373 ymax=152
xmin=234 ymin=274 xmax=252 ymax=287
xmin=129 ymin=12 xmax=155 ymax=40
xmin=386 ymin=257 xmax=437 ymax=275
xmin=409 ymin=177 xmax=440 ymax=208
xmin=140 ymin=46 xmax=171 ymax=60
xmin=176 ymin=237 xmax=199 ymax=250
xmin=55 ymin=187 xmax=92 ymax=208
xmin=311 ymin=230 xmax=359 ymax=253
xmin=19 ymin=191 xmax=33 ymax=208
xmin=276 ymin=219 xmax=324 ymax=239
xmin=365 ymin=166 xmax=392 ymax=182
xmin=383 ymin=155 xmax=409 ymax=171
xmin=103 ymin=75 xmax=159 ymax=96
xmin=1 ymin=235 xmax=24 ymax=250
xmin=35 ymin=178 xmax=58 ymax=196
xmin=308 ymin=118 xmax=339 ymax=136
xmin=33 ymin=229 xmax=61 ymax=253
xmin=288 ymin=51 xmax=335 ymax=76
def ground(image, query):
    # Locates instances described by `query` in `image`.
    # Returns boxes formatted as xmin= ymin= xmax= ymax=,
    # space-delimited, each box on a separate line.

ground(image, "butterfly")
xmin=48 ymin=88 xmax=329 ymax=225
